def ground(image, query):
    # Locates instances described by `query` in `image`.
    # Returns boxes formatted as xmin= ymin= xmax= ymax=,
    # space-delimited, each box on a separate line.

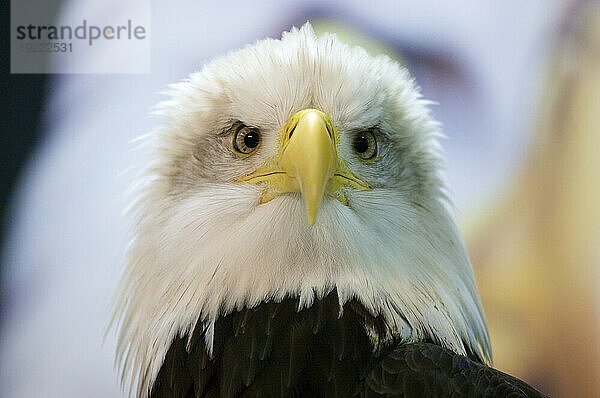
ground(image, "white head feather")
xmin=113 ymin=22 xmax=491 ymax=397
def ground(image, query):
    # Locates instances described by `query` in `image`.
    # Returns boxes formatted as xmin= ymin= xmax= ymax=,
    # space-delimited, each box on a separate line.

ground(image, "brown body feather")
xmin=151 ymin=291 xmax=545 ymax=398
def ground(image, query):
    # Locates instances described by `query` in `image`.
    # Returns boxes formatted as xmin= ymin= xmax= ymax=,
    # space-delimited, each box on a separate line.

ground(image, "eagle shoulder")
xmin=362 ymin=342 xmax=548 ymax=398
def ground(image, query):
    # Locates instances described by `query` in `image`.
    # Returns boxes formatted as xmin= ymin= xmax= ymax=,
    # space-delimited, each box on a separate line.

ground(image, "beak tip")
xmin=306 ymin=208 xmax=318 ymax=226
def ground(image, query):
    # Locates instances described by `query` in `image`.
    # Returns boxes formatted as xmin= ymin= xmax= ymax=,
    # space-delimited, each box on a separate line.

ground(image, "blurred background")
xmin=2 ymin=0 xmax=599 ymax=396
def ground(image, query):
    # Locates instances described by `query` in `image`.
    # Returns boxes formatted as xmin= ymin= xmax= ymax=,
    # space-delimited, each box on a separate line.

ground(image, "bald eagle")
xmin=114 ymin=23 xmax=546 ymax=398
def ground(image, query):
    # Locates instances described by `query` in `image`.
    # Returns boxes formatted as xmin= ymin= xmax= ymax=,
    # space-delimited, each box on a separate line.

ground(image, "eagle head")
xmin=114 ymin=22 xmax=491 ymax=396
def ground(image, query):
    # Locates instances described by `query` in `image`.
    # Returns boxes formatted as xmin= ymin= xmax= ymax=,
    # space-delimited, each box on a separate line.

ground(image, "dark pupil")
xmin=353 ymin=135 xmax=369 ymax=153
xmin=243 ymin=131 xmax=260 ymax=149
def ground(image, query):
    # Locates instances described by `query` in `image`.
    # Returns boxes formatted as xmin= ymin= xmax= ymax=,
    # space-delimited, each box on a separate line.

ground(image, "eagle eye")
xmin=232 ymin=124 xmax=261 ymax=156
xmin=353 ymin=130 xmax=378 ymax=161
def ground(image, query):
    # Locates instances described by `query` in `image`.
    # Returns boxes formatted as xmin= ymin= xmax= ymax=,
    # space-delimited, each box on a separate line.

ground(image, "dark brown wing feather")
xmin=362 ymin=342 xmax=548 ymax=398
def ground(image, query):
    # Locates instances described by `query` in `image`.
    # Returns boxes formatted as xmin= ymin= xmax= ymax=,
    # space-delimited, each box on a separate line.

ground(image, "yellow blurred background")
xmin=467 ymin=2 xmax=600 ymax=396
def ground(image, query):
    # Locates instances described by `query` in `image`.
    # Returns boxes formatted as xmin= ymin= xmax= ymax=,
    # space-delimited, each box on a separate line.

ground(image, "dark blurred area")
xmin=1 ymin=2 xmax=56 ymax=279
xmin=1 ymin=73 xmax=46 ymax=252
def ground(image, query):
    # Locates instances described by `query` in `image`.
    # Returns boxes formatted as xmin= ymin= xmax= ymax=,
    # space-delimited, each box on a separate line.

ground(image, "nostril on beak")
xmin=326 ymin=124 xmax=334 ymax=140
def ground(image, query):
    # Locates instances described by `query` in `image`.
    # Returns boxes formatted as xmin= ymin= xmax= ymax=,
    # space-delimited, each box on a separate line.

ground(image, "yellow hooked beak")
xmin=238 ymin=109 xmax=369 ymax=225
